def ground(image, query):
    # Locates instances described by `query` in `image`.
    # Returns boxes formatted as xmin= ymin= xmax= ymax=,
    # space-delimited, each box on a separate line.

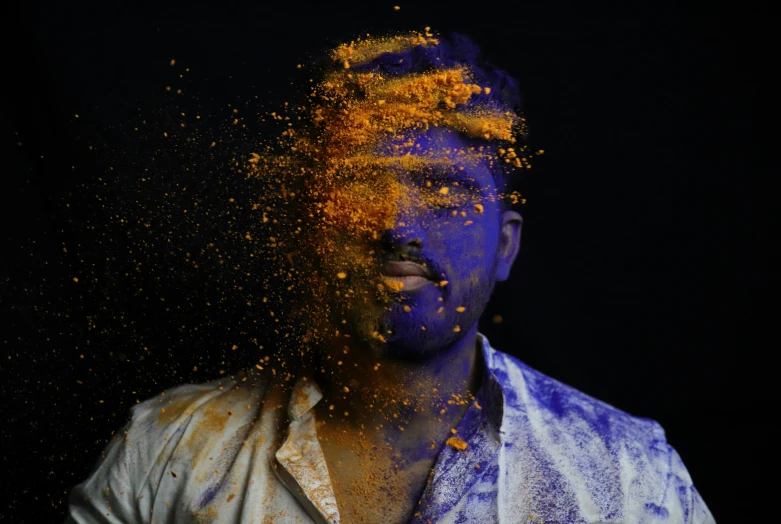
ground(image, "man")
xmin=67 ymin=31 xmax=714 ymax=523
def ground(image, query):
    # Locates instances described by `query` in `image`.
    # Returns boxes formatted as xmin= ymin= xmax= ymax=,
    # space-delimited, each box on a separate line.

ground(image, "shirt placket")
xmin=411 ymin=370 xmax=506 ymax=523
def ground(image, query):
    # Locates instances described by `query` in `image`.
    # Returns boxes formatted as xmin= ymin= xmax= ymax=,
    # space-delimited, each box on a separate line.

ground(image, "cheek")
xmin=427 ymin=211 xmax=500 ymax=279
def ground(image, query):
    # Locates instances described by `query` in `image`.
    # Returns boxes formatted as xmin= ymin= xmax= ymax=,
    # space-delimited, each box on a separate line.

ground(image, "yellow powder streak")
xmin=330 ymin=33 xmax=440 ymax=67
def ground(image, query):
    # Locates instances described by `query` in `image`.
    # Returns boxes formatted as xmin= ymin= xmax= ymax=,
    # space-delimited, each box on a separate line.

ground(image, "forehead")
xmin=378 ymin=126 xmax=481 ymax=156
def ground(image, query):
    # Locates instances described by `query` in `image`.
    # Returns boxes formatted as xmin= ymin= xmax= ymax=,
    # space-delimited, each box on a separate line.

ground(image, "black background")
xmin=2 ymin=1 xmax=769 ymax=522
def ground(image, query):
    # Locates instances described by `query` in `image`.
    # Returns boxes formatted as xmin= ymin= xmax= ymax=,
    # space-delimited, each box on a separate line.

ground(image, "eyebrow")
xmin=416 ymin=166 xmax=486 ymax=192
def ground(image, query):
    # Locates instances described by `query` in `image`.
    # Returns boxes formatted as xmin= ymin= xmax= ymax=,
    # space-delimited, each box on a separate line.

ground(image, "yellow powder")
xmin=446 ymin=436 xmax=468 ymax=451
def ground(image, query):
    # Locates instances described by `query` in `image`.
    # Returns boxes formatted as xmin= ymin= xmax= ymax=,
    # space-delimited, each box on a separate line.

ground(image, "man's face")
xmin=314 ymin=126 xmax=515 ymax=360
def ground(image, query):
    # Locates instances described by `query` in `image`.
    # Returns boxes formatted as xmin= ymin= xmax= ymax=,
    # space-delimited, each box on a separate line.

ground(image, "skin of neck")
xmin=313 ymin=320 xmax=484 ymax=446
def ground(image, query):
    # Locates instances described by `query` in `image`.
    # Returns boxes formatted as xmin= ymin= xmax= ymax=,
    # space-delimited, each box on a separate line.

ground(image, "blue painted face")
xmin=340 ymin=126 xmax=521 ymax=359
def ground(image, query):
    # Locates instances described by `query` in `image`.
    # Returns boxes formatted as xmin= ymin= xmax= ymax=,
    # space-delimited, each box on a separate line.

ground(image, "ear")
xmin=494 ymin=210 xmax=523 ymax=282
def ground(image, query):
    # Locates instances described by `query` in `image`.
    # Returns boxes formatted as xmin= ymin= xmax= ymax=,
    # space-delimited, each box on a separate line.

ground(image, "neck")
xmin=313 ymin=323 xmax=483 ymax=443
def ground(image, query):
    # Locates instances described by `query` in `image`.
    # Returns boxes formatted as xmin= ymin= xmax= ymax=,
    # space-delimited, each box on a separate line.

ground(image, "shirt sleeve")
xmin=665 ymin=445 xmax=716 ymax=524
xmin=64 ymin=422 xmax=148 ymax=524
xmin=63 ymin=381 xmax=227 ymax=524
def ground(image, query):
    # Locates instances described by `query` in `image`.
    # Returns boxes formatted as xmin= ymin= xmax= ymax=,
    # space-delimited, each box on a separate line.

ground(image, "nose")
xmin=380 ymin=203 xmax=426 ymax=255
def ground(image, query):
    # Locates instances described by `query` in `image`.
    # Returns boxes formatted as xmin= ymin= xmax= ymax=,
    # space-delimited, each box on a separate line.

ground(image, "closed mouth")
xmin=381 ymin=261 xmax=435 ymax=292
xmin=382 ymin=261 xmax=433 ymax=278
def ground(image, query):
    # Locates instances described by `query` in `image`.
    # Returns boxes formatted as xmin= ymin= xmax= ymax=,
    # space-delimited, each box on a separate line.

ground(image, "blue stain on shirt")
xmin=197 ymin=482 xmax=224 ymax=509
xmin=646 ymin=503 xmax=671 ymax=518
xmin=410 ymin=336 xmax=714 ymax=523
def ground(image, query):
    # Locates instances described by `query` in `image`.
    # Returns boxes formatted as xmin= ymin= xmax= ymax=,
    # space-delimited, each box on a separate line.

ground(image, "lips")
xmin=382 ymin=261 xmax=432 ymax=278
xmin=382 ymin=261 xmax=435 ymax=292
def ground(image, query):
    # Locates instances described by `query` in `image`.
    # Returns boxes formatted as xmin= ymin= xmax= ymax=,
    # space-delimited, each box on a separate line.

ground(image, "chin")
xmin=384 ymin=332 xmax=465 ymax=361
xmin=380 ymin=316 xmax=467 ymax=361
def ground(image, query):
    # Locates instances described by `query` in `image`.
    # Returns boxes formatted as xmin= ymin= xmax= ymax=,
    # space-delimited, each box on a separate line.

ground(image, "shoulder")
xmin=67 ymin=370 xmax=272 ymax=523
xmin=128 ymin=369 xmax=269 ymax=442
xmin=123 ymin=369 xmax=275 ymax=480
xmin=485 ymin=344 xmax=714 ymax=523
xmin=487 ymin=347 xmax=665 ymax=445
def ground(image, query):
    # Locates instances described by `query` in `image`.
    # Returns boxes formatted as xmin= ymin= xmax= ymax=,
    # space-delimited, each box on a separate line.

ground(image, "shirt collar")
xmin=476 ymin=333 xmax=507 ymax=435
xmin=287 ymin=375 xmax=323 ymax=420
xmin=273 ymin=377 xmax=339 ymax=524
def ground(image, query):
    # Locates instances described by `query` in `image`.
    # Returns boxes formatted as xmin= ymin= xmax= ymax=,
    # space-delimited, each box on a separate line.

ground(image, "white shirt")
xmin=66 ymin=335 xmax=714 ymax=523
